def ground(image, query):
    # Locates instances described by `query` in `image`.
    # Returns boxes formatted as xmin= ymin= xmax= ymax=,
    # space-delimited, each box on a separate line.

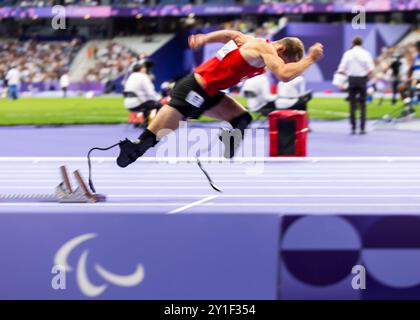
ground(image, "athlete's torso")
xmin=194 ymin=40 xmax=266 ymax=96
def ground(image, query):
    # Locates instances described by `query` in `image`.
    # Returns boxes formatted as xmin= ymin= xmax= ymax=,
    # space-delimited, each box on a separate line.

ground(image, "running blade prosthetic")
xmin=219 ymin=128 xmax=242 ymax=159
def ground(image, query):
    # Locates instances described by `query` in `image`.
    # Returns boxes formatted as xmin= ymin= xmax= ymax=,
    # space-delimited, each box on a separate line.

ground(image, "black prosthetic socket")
xmin=229 ymin=112 xmax=253 ymax=137
xmin=116 ymin=129 xmax=158 ymax=168
xmin=138 ymin=129 xmax=158 ymax=146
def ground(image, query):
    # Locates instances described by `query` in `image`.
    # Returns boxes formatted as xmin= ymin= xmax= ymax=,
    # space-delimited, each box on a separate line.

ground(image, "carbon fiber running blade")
xmin=196 ymin=158 xmax=222 ymax=193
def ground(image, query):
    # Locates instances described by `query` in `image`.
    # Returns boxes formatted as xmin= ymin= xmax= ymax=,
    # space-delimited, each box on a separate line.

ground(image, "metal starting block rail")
xmin=0 ymin=166 xmax=106 ymax=203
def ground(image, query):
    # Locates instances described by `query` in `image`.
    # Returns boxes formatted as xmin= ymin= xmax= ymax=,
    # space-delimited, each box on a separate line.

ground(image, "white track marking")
xmin=2 ymin=179 xmax=420 ymax=184
xmin=1 ymin=186 xmax=420 ymax=190
xmin=310 ymin=110 xmax=349 ymax=117
xmin=3 ymin=174 xmax=420 ymax=179
xmin=0 ymin=202 xmax=187 ymax=207
xmin=106 ymin=194 xmax=420 ymax=199
xmin=168 ymin=195 xmax=219 ymax=214
xmin=3 ymin=170 xmax=420 ymax=174
xmin=0 ymin=202 xmax=419 ymax=208
xmin=1 ymin=156 xmax=420 ymax=163
xmin=199 ymin=203 xmax=420 ymax=207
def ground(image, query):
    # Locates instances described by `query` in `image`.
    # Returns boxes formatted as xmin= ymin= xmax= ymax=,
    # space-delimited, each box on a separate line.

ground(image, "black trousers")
xmin=128 ymin=100 xmax=162 ymax=127
xmin=391 ymin=79 xmax=400 ymax=104
xmin=348 ymin=76 xmax=368 ymax=131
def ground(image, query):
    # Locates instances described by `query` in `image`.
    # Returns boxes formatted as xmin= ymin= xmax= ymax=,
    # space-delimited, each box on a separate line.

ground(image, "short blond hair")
xmin=278 ymin=37 xmax=304 ymax=62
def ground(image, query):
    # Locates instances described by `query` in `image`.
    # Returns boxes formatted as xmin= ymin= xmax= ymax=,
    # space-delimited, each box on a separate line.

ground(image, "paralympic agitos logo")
xmin=53 ymin=233 xmax=145 ymax=297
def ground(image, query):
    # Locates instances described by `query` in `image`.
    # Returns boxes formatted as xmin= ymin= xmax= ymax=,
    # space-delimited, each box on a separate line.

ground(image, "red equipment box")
xmin=268 ymin=110 xmax=309 ymax=157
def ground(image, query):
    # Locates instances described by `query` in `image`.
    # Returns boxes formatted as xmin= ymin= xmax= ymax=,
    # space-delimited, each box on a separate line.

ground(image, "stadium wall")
xmin=273 ymin=22 xmax=411 ymax=91
xmin=2 ymin=213 xmax=420 ymax=299
xmin=150 ymin=31 xmax=191 ymax=87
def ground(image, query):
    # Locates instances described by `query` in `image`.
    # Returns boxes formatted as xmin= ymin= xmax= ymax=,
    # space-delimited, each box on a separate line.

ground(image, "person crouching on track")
xmin=242 ymin=73 xmax=311 ymax=117
xmin=123 ymin=63 xmax=162 ymax=128
xmin=117 ymin=29 xmax=323 ymax=167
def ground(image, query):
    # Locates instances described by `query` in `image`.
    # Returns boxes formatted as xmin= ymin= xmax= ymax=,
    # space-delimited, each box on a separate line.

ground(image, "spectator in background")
xmin=388 ymin=50 xmax=410 ymax=104
xmin=6 ymin=65 xmax=21 ymax=100
xmin=407 ymin=41 xmax=420 ymax=111
xmin=412 ymin=41 xmax=420 ymax=82
xmin=1 ymin=71 xmax=7 ymax=98
xmin=59 ymin=71 xmax=70 ymax=98
xmin=0 ymin=39 xmax=81 ymax=95
xmin=85 ymin=41 xmax=137 ymax=85
xmin=337 ymin=36 xmax=374 ymax=135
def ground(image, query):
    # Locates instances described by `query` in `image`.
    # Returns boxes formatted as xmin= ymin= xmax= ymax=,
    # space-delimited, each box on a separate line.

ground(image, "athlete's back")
xmin=194 ymin=39 xmax=266 ymax=95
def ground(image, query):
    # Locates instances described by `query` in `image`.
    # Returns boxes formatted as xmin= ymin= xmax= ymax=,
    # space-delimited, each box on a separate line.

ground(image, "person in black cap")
xmin=123 ymin=63 xmax=162 ymax=128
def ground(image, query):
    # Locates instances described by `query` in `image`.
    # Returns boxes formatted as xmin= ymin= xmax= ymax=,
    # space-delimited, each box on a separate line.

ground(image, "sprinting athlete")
xmin=117 ymin=29 xmax=323 ymax=167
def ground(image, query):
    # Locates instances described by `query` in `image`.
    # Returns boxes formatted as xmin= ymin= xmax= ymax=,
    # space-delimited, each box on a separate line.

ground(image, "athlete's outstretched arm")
xmin=189 ymin=30 xmax=253 ymax=50
xmin=261 ymin=42 xmax=323 ymax=82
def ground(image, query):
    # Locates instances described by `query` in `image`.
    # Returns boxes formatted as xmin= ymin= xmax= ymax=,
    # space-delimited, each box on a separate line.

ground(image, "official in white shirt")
xmin=337 ymin=36 xmax=374 ymax=134
xmin=5 ymin=65 xmax=21 ymax=100
xmin=123 ymin=63 xmax=161 ymax=127
xmin=241 ymin=73 xmax=276 ymax=113
xmin=275 ymin=76 xmax=308 ymax=110
xmin=59 ymin=72 xmax=70 ymax=98
xmin=241 ymin=73 xmax=311 ymax=116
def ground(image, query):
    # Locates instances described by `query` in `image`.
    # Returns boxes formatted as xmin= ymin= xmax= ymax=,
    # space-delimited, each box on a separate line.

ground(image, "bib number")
xmin=186 ymin=90 xmax=205 ymax=108
xmin=216 ymin=40 xmax=238 ymax=61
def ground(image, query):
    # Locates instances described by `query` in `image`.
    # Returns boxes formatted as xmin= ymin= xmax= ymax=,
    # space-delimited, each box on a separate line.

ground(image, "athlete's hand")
xmin=308 ymin=43 xmax=324 ymax=62
xmin=188 ymin=34 xmax=206 ymax=50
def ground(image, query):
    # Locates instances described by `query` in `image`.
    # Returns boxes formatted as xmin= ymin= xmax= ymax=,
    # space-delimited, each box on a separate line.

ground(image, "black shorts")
xmin=168 ymin=73 xmax=225 ymax=119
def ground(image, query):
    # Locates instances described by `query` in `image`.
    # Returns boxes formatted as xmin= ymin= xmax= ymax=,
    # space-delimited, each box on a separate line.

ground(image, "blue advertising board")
xmin=0 ymin=213 xmax=280 ymax=299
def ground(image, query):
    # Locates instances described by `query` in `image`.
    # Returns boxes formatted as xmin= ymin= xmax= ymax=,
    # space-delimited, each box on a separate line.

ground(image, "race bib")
xmin=216 ymin=40 xmax=238 ymax=61
xmin=185 ymin=90 xmax=205 ymax=108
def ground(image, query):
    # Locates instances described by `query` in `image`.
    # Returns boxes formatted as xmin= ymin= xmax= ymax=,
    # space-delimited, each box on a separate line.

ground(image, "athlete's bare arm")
xmin=258 ymin=41 xmax=323 ymax=82
xmin=188 ymin=30 xmax=253 ymax=50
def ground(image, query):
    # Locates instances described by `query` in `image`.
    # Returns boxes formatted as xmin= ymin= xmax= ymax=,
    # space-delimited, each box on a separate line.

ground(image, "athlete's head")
xmin=274 ymin=37 xmax=304 ymax=63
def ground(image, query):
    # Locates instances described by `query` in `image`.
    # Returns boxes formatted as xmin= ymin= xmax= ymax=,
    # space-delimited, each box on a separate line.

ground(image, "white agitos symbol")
xmin=54 ymin=233 xmax=145 ymax=297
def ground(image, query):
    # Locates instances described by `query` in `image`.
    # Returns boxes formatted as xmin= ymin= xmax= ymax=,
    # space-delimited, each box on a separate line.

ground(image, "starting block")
xmin=56 ymin=166 xmax=106 ymax=203
xmin=0 ymin=166 xmax=106 ymax=203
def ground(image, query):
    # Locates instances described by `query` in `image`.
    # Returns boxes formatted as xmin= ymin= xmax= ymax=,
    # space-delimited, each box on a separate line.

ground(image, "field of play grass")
xmin=0 ymin=96 xmax=417 ymax=126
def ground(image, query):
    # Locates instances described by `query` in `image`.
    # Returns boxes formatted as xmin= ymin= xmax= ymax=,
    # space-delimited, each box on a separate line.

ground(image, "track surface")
xmin=1 ymin=157 xmax=420 ymax=214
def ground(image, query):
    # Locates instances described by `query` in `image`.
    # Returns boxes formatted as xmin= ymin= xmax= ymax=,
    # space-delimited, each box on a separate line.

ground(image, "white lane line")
xmin=107 ymin=194 xmax=420 ymax=199
xmin=168 ymin=195 xmax=219 ymax=214
xmin=197 ymin=203 xmax=420 ymax=207
xmin=2 ymin=174 xmax=420 ymax=179
xmin=2 ymin=164 xmax=419 ymax=169
xmin=1 ymin=166 xmax=420 ymax=171
xmin=0 ymin=202 xmax=418 ymax=207
xmin=2 ymin=179 xmax=420 ymax=183
xmin=1 ymin=156 xmax=420 ymax=162
xmin=2 ymin=171 xmax=419 ymax=176
xmin=1 ymin=186 xmax=420 ymax=190
xmin=310 ymin=110 xmax=349 ymax=116
xmin=0 ymin=202 xmax=187 ymax=207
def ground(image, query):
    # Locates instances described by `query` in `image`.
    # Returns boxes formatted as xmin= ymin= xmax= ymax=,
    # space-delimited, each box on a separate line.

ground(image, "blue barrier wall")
xmin=2 ymin=213 xmax=420 ymax=299
xmin=0 ymin=213 xmax=280 ymax=299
